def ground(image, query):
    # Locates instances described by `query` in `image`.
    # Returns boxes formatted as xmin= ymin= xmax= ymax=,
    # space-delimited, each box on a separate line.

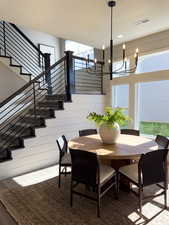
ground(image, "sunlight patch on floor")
xmin=12 ymin=165 xmax=59 ymax=187
xmin=128 ymin=202 xmax=169 ymax=224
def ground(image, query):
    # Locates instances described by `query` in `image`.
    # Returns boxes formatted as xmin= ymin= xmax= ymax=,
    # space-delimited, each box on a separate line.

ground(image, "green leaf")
xmin=87 ymin=107 xmax=131 ymax=127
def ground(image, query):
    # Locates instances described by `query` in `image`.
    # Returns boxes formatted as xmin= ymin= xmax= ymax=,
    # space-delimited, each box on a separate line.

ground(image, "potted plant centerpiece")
xmin=87 ymin=107 xmax=130 ymax=144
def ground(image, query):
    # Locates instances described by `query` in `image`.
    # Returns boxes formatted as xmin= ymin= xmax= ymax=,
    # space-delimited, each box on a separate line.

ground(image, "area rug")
xmin=0 ymin=176 xmax=169 ymax=225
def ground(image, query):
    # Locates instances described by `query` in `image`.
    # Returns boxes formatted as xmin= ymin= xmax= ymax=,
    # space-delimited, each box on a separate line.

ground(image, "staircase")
xmin=0 ymin=55 xmax=67 ymax=162
xmin=0 ymin=21 xmax=104 ymax=163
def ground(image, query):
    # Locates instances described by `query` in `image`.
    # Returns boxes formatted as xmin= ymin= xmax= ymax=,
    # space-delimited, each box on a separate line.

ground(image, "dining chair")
xmin=70 ymin=148 xmax=117 ymax=217
xmin=56 ymin=135 xmax=71 ymax=188
xmin=121 ymin=129 xmax=140 ymax=136
xmin=79 ymin=129 xmax=97 ymax=137
xmin=118 ymin=149 xmax=168 ymax=215
xmin=155 ymin=135 xmax=169 ymax=149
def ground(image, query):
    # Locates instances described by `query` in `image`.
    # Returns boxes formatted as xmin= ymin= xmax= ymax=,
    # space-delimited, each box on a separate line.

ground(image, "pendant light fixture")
xmin=86 ymin=0 xmax=139 ymax=80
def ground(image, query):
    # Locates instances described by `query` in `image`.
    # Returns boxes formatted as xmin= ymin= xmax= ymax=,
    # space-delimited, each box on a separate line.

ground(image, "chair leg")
xmin=139 ymin=187 xmax=143 ymax=216
xmin=115 ymin=174 xmax=119 ymax=200
xmin=65 ymin=167 xmax=67 ymax=177
xmin=58 ymin=165 xmax=61 ymax=188
xmin=70 ymin=180 xmax=73 ymax=207
xmin=97 ymin=186 xmax=101 ymax=218
xmin=164 ymin=181 xmax=167 ymax=209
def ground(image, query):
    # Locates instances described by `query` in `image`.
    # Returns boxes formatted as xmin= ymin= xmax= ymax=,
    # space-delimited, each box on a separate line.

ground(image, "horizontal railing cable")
xmin=73 ymin=56 xmax=103 ymax=94
xmin=0 ymin=21 xmax=45 ymax=78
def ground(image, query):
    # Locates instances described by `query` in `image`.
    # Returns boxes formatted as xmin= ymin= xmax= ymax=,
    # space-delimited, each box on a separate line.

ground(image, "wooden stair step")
xmin=38 ymin=100 xmax=64 ymax=109
xmin=10 ymin=124 xmax=35 ymax=139
xmin=0 ymin=133 xmax=24 ymax=151
xmin=20 ymin=115 xmax=46 ymax=128
xmin=0 ymin=150 xmax=12 ymax=162
xmin=29 ymin=108 xmax=55 ymax=119
xmin=45 ymin=94 xmax=65 ymax=101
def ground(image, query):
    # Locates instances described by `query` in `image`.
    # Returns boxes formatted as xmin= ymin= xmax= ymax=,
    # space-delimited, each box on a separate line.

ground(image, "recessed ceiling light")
xmin=117 ymin=34 xmax=123 ymax=39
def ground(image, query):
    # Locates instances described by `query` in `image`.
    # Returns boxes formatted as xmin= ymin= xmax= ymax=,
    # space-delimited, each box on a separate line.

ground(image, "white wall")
xmin=19 ymin=25 xmax=63 ymax=62
xmin=0 ymin=62 xmax=26 ymax=103
xmin=0 ymin=94 xmax=106 ymax=180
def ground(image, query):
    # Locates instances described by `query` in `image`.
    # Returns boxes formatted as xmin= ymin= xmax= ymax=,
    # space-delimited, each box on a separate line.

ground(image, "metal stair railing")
xmin=0 ymin=21 xmax=46 ymax=79
xmin=0 ymin=56 xmax=66 ymax=157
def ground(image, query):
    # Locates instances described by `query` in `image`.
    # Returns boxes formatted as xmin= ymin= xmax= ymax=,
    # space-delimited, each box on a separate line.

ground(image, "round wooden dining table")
xmin=68 ymin=134 xmax=158 ymax=160
xmin=69 ymin=134 xmax=158 ymax=190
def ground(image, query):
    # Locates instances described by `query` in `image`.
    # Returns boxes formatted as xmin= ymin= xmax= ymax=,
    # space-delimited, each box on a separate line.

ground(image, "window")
xmin=65 ymin=40 xmax=94 ymax=59
xmin=138 ymin=80 xmax=169 ymax=136
xmin=136 ymin=50 xmax=169 ymax=74
xmin=112 ymin=84 xmax=129 ymax=128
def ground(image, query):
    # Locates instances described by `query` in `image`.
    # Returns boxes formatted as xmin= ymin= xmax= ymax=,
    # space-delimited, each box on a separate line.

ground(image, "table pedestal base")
xmin=101 ymin=158 xmax=131 ymax=192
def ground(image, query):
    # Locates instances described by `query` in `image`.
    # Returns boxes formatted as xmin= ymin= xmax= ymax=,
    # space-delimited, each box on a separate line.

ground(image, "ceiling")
xmin=1 ymin=0 xmax=169 ymax=48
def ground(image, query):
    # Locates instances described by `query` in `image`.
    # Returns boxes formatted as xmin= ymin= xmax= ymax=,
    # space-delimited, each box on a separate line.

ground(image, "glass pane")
xmin=138 ymin=80 xmax=169 ymax=136
xmin=65 ymin=40 xmax=94 ymax=59
xmin=136 ymin=50 xmax=169 ymax=74
xmin=112 ymin=84 xmax=129 ymax=128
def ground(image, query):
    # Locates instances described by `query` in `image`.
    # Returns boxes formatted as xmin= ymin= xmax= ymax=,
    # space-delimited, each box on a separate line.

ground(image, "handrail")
xmin=0 ymin=56 xmax=66 ymax=108
xmin=10 ymin=23 xmax=45 ymax=58
xmin=73 ymin=55 xmax=104 ymax=65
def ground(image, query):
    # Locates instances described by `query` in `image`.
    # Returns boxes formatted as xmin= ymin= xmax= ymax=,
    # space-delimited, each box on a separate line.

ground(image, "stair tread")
xmin=40 ymin=100 xmax=63 ymax=102
xmin=0 ymin=55 xmax=11 ymax=59
xmin=0 ymin=156 xmax=12 ymax=163
xmin=0 ymin=131 xmax=20 ymax=138
xmin=0 ymin=142 xmax=23 ymax=151
xmin=10 ymin=64 xmax=22 ymax=68
xmin=20 ymin=72 xmax=32 ymax=76
xmin=11 ymin=123 xmax=32 ymax=128
xmin=22 ymin=114 xmax=43 ymax=118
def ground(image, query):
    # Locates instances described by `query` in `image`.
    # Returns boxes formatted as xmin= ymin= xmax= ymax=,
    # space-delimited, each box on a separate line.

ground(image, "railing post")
xmin=33 ymin=82 xmax=37 ymax=120
xmin=44 ymin=53 xmax=52 ymax=95
xmin=64 ymin=51 xmax=75 ymax=102
xmin=101 ymin=64 xmax=104 ymax=94
xmin=3 ymin=21 xmax=6 ymax=56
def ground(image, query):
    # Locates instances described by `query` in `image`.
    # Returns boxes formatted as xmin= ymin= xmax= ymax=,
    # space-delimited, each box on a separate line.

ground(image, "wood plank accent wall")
xmin=0 ymin=94 xmax=105 ymax=180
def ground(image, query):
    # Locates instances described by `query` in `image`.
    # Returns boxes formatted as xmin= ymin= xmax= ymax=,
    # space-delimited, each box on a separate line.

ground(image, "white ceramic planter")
xmin=99 ymin=123 xmax=120 ymax=144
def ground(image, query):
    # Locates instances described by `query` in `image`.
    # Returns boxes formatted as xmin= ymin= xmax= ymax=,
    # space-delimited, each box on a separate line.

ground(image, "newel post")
xmin=44 ymin=53 xmax=52 ymax=95
xmin=64 ymin=51 xmax=75 ymax=102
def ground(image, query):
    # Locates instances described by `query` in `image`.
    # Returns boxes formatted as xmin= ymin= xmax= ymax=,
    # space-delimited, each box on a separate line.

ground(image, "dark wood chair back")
xmin=155 ymin=135 xmax=169 ymax=149
xmin=79 ymin=129 xmax=97 ymax=137
xmin=121 ymin=129 xmax=140 ymax=136
xmin=138 ymin=149 xmax=168 ymax=187
xmin=56 ymin=135 xmax=68 ymax=160
xmin=70 ymin=149 xmax=99 ymax=186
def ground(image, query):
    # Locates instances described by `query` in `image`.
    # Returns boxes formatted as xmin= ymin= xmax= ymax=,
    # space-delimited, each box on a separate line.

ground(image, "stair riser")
xmin=29 ymin=109 xmax=55 ymax=119
xmin=0 ymin=150 xmax=12 ymax=162
xmin=38 ymin=101 xmax=64 ymax=109
xmin=0 ymin=135 xmax=24 ymax=150
xmin=10 ymin=126 xmax=35 ymax=139
xmin=45 ymin=95 xmax=65 ymax=101
xmin=10 ymin=138 xmax=24 ymax=150
xmin=20 ymin=117 xmax=45 ymax=128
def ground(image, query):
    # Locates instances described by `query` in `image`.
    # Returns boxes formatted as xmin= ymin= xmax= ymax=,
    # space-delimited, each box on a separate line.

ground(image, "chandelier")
xmin=86 ymin=0 xmax=139 ymax=80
